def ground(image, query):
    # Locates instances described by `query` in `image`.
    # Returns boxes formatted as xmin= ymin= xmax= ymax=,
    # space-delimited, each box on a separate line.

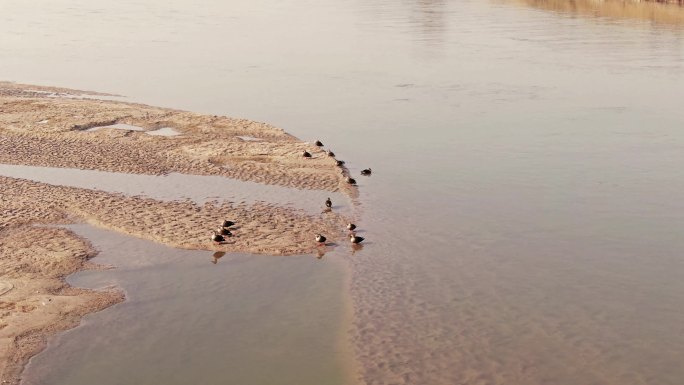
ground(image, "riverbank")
xmin=509 ymin=0 xmax=684 ymax=26
xmin=0 ymin=82 xmax=356 ymax=384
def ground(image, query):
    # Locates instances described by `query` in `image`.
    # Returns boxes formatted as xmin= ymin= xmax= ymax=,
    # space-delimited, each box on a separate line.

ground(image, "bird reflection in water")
xmin=211 ymin=251 xmax=226 ymax=264
xmin=316 ymin=248 xmax=326 ymax=259
xmin=351 ymin=243 xmax=364 ymax=255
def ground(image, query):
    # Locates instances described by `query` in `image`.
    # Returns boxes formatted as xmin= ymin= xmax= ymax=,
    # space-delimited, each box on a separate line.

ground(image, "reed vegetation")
xmin=511 ymin=0 xmax=684 ymax=26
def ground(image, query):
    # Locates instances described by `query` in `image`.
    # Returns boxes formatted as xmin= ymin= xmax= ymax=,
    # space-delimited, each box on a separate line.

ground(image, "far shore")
xmin=0 ymin=82 xmax=357 ymax=384
xmin=509 ymin=0 xmax=684 ymax=26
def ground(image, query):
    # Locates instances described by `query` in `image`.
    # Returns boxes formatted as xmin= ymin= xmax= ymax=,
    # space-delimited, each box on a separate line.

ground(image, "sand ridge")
xmin=0 ymin=82 xmax=356 ymax=194
xmin=0 ymin=176 xmax=350 ymax=256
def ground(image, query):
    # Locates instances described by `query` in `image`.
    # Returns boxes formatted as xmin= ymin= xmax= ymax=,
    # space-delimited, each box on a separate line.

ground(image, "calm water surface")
xmin=2 ymin=0 xmax=684 ymax=384
xmin=22 ymin=225 xmax=351 ymax=385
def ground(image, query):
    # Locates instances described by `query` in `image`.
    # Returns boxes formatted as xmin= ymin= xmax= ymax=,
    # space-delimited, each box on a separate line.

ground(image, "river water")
xmin=2 ymin=0 xmax=684 ymax=384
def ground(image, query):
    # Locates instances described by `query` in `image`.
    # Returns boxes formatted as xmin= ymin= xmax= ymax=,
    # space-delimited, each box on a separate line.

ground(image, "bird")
xmin=302 ymin=151 xmax=312 ymax=158
xmin=211 ymin=232 xmax=225 ymax=244
xmin=222 ymin=220 xmax=235 ymax=228
xmin=217 ymin=227 xmax=232 ymax=236
xmin=347 ymin=223 xmax=356 ymax=231
xmin=325 ymin=197 xmax=332 ymax=208
xmin=327 ymin=150 xmax=335 ymax=157
xmin=336 ymin=160 xmax=345 ymax=166
xmin=350 ymin=234 xmax=365 ymax=244
xmin=361 ymin=168 xmax=372 ymax=176
xmin=315 ymin=140 xmax=324 ymax=147
xmin=346 ymin=177 xmax=357 ymax=185
xmin=315 ymin=234 xmax=327 ymax=244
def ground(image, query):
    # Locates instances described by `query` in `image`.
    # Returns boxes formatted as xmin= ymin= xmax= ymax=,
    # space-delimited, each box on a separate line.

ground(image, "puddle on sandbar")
xmin=85 ymin=123 xmax=144 ymax=132
xmin=25 ymin=89 xmax=125 ymax=101
xmin=236 ymin=135 xmax=263 ymax=142
xmin=85 ymin=124 xmax=181 ymax=136
xmin=20 ymin=224 xmax=351 ymax=385
xmin=146 ymin=127 xmax=182 ymax=136
xmin=0 ymin=164 xmax=348 ymax=215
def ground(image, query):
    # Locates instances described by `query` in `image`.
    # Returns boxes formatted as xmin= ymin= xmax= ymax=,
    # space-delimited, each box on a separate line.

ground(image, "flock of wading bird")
xmin=210 ymin=139 xmax=371 ymax=250
xmin=308 ymin=139 xmax=370 ymax=247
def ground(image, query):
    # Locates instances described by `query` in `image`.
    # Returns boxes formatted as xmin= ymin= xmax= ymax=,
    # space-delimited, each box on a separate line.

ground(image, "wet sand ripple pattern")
xmin=0 ymin=84 xmax=353 ymax=193
xmin=347 ymin=249 xmax=684 ymax=385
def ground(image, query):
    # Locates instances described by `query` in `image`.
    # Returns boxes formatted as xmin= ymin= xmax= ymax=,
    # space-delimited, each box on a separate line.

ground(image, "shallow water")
xmin=145 ymin=127 xmax=181 ymax=136
xmin=0 ymin=164 xmax=348 ymax=215
xmin=3 ymin=0 xmax=684 ymax=384
xmin=22 ymin=225 xmax=350 ymax=385
xmin=85 ymin=123 xmax=144 ymax=132
xmin=85 ymin=123 xmax=181 ymax=136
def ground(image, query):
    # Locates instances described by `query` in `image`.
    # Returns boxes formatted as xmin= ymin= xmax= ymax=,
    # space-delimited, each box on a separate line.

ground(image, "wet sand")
xmin=0 ymin=226 xmax=124 ymax=385
xmin=0 ymin=82 xmax=356 ymax=384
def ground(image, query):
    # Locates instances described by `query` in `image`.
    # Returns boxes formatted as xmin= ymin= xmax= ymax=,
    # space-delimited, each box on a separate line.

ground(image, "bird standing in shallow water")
xmin=347 ymin=223 xmax=356 ymax=231
xmin=325 ymin=197 xmax=332 ymax=208
xmin=211 ymin=232 xmax=225 ymax=244
xmin=315 ymin=234 xmax=327 ymax=244
xmin=350 ymin=234 xmax=364 ymax=244
xmin=361 ymin=168 xmax=372 ymax=176
xmin=315 ymin=140 xmax=323 ymax=147
xmin=346 ymin=177 xmax=357 ymax=185
xmin=327 ymin=150 xmax=335 ymax=157
xmin=302 ymin=151 xmax=312 ymax=158
xmin=336 ymin=160 xmax=345 ymax=166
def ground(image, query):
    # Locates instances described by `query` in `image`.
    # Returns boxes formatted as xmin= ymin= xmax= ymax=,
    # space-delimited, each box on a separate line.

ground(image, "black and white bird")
xmin=211 ymin=232 xmax=225 ymax=244
xmin=336 ymin=160 xmax=345 ymax=166
xmin=315 ymin=234 xmax=327 ymax=244
xmin=325 ymin=197 xmax=332 ymax=208
xmin=327 ymin=150 xmax=335 ymax=157
xmin=222 ymin=220 xmax=235 ymax=228
xmin=217 ymin=227 xmax=232 ymax=236
xmin=349 ymin=234 xmax=365 ymax=244
xmin=302 ymin=151 xmax=312 ymax=158
xmin=346 ymin=177 xmax=357 ymax=185
xmin=315 ymin=140 xmax=324 ymax=147
xmin=347 ymin=223 xmax=356 ymax=231
xmin=361 ymin=168 xmax=372 ymax=176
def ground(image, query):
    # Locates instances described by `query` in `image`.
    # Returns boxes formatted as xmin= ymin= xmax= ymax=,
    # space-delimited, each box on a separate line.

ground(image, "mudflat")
xmin=0 ymin=82 xmax=354 ymax=384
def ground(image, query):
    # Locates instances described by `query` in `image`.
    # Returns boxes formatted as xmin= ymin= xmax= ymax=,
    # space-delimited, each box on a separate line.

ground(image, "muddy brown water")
xmin=3 ymin=0 xmax=684 ymax=384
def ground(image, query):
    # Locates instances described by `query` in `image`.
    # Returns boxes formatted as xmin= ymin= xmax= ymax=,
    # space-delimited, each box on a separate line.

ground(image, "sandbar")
xmin=0 ymin=82 xmax=356 ymax=384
